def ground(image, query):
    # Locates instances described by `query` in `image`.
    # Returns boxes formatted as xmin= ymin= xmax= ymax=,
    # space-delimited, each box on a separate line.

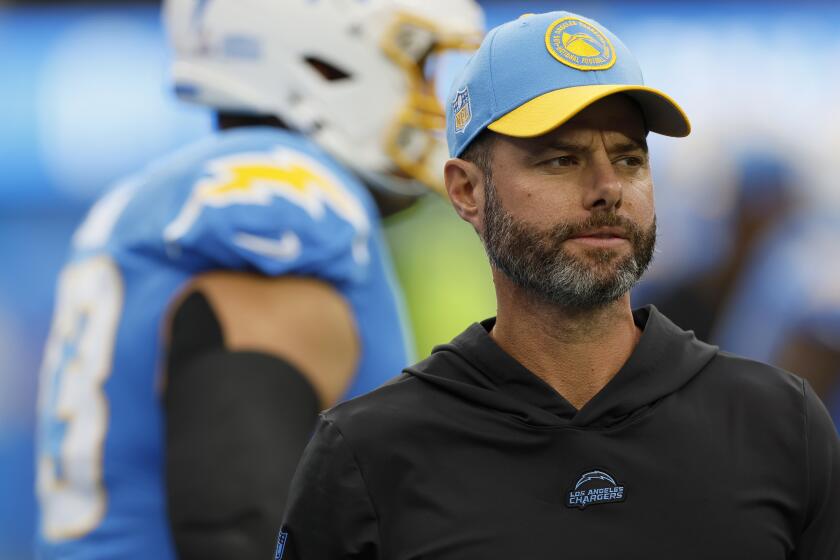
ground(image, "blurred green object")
xmin=385 ymin=195 xmax=497 ymax=359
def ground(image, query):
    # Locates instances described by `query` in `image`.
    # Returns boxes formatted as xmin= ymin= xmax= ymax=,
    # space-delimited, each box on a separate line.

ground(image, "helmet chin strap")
xmin=312 ymin=105 xmax=443 ymax=198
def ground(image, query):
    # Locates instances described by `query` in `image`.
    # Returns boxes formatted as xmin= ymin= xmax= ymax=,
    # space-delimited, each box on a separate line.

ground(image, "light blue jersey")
xmin=36 ymin=127 xmax=412 ymax=559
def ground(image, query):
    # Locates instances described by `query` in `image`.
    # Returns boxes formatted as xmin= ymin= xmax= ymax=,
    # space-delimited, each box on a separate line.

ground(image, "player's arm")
xmin=793 ymin=381 xmax=840 ymax=559
xmin=279 ymin=417 xmax=380 ymax=559
xmin=163 ymin=271 xmax=359 ymax=560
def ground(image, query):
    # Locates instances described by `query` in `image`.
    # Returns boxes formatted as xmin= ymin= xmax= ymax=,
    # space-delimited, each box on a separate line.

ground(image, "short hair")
xmin=459 ymin=129 xmax=496 ymax=180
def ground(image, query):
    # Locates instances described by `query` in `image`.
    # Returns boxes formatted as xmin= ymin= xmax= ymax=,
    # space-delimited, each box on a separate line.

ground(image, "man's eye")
xmin=546 ymin=156 xmax=576 ymax=167
xmin=617 ymin=156 xmax=645 ymax=167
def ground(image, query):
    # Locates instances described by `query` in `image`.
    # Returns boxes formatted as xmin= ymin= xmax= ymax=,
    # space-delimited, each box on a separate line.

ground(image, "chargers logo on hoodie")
xmin=566 ymin=469 xmax=625 ymax=509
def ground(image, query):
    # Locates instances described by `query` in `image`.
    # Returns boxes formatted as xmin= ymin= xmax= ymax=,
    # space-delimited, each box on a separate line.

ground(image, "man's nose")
xmin=582 ymin=155 xmax=623 ymax=211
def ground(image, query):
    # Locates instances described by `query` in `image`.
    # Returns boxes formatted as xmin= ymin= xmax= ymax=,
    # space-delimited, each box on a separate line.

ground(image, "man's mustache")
xmin=542 ymin=213 xmax=648 ymax=245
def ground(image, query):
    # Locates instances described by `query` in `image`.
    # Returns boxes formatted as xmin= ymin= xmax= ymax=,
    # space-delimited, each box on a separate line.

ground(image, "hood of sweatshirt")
xmin=404 ymin=306 xmax=718 ymax=429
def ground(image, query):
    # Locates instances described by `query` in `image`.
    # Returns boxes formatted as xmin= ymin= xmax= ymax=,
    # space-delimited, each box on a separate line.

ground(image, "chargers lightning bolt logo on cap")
xmin=545 ymin=17 xmax=616 ymax=71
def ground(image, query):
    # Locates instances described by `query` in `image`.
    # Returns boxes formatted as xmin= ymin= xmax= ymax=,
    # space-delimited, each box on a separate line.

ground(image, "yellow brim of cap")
xmin=487 ymin=84 xmax=691 ymax=138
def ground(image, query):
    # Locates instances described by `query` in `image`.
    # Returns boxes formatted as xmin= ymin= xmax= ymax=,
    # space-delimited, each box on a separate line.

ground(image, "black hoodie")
xmin=279 ymin=307 xmax=840 ymax=559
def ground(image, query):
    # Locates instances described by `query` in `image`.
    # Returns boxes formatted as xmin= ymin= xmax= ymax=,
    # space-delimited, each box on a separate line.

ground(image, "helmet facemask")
xmin=379 ymin=13 xmax=479 ymax=196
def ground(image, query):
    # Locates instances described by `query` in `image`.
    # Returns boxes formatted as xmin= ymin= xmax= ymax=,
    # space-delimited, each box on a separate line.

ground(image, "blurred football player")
xmin=35 ymin=1 xmax=482 ymax=558
xmin=714 ymin=211 xmax=840 ymax=422
xmin=648 ymin=152 xmax=840 ymax=419
xmin=651 ymin=152 xmax=800 ymax=344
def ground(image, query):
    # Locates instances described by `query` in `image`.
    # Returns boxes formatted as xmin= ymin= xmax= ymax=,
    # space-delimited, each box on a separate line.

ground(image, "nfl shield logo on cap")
xmin=452 ymin=87 xmax=473 ymax=134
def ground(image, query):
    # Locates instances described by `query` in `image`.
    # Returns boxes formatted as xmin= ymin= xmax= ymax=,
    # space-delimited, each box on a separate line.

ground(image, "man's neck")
xmin=489 ymin=273 xmax=641 ymax=410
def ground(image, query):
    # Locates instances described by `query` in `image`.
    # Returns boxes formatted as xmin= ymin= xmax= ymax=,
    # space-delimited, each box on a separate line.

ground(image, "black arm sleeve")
xmin=280 ymin=418 xmax=380 ymax=559
xmin=794 ymin=380 xmax=840 ymax=559
xmin=165 ymin=292 xmax=320 ymax=560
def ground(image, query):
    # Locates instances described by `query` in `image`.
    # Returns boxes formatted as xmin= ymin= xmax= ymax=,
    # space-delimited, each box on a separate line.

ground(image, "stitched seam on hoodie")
xmin=800 ymin=378 xmax=811 ymax=536
xmin=325 ymin=417 xmax=384 ymax=557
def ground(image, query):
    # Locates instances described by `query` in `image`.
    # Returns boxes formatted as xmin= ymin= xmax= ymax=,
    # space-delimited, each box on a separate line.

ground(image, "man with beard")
xmin=278 ymin=11 xmax=840 ymax=559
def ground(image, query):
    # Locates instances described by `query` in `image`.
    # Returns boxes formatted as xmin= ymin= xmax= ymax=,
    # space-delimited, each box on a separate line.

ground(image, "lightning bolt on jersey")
xmin=35 ymin=127 xmax=412 ymax=559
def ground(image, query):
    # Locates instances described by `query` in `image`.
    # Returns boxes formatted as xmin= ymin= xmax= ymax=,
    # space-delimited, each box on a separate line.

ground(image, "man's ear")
xmin=444 ymin=158 xmax=485 ymax=231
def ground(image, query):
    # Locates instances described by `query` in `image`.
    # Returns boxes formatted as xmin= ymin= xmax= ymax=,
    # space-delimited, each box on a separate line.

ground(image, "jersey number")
xmin=37 ymin=256 xmax=123 ymax=541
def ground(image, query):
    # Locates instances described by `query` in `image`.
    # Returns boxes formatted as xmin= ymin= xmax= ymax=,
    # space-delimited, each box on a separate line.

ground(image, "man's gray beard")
xmin=481 ymin=178 xmax=657 ymax=310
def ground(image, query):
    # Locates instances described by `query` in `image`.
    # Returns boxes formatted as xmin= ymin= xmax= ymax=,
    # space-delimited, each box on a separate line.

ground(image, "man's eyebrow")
xmin=542 ymin=141 xmax=590 ymax=154
xmin=540 ymin=137 xmax=649 ymax=155
xmin=612 ymin=138 xmax=649 ymax=153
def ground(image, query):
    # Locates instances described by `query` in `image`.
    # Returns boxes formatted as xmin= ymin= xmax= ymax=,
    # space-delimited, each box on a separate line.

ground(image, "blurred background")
xmin=2 ymin=0 xmax=840 ymax=556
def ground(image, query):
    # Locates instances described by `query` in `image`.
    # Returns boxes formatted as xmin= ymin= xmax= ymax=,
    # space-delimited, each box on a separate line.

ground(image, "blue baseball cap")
xmin=446 ymin=11 xmax=690 ymax=157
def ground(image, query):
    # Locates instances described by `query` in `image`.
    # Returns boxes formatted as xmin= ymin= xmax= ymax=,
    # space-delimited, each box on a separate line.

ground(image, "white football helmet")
xmin=163 ymin=0 xmax=484 ymax=196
